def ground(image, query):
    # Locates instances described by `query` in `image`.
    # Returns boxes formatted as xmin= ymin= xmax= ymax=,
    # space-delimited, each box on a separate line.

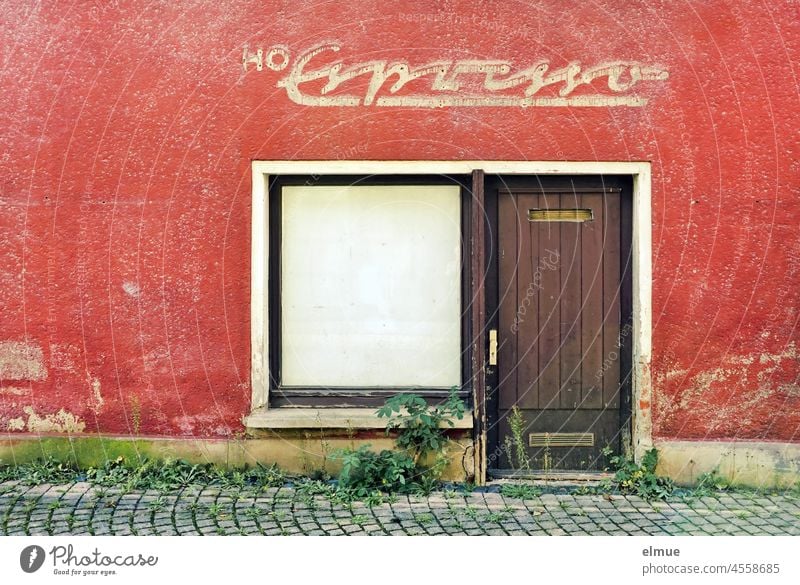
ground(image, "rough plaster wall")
xmin=0 ymin=0 xmax=798 ymax=441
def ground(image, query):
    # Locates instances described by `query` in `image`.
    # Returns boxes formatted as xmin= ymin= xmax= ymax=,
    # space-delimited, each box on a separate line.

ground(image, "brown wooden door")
xmin=487 ymin=176 xmax=632 ymax=472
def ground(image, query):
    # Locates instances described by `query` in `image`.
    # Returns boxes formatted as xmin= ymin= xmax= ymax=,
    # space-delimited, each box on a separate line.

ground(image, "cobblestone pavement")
xmin=1 ymin=482 xmax=799 ymax=535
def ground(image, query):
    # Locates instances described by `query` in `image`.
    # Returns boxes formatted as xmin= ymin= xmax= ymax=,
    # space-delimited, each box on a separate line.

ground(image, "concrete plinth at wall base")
xmin=655 ymin=440 xmax=800 ymax=489
xmin=2 ymin=435 xmax=798 ymax=489
xmin=0 ymin=432 xmax=475 ymax=482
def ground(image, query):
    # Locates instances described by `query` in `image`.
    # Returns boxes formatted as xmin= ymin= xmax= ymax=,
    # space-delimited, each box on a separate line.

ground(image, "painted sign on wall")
xmin=242 ymin=42 xmax=669 ymax=107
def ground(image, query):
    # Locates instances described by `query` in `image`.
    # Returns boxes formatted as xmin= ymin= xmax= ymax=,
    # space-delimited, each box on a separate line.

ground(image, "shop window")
xmin=268 ymin=177 xmax=467 ymax=405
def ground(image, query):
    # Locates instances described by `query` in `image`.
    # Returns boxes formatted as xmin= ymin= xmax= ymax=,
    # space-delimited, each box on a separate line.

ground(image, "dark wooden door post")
xmin=471 ymin=169 xmax=487 ymax=484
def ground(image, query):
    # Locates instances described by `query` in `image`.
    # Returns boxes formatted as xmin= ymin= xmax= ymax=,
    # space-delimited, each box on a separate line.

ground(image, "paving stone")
xmin=2 ymin=480 xmax=799 ymax=536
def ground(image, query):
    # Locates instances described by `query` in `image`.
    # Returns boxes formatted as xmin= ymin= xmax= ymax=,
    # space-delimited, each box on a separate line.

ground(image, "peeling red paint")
xmin=0 ymin=1 xmax=798 ymax=443
xmin=655 ymin=345 xmax=800 ymax=440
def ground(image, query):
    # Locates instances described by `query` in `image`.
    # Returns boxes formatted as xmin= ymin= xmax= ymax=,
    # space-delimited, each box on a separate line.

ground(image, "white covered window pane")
xmin=281 ymin=184 xmax=462 ymax=387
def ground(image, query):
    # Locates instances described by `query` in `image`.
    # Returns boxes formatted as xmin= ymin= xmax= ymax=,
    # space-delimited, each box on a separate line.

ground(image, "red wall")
xmin=1 ymin=1 xmax=798 ymax=441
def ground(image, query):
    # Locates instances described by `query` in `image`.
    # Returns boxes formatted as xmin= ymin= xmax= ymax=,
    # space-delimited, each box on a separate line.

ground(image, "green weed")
xmin=606 ymin=448 xmax=674 ymax=501
xmin=500 ymin=483 xmax=542 ymax=500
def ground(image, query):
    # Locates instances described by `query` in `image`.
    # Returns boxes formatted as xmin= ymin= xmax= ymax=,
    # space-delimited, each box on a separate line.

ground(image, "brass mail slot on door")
xmin=528 ymin=209 xmax=593 ymax=222
xmin=529 ymin=432 xmax=595 ymax=447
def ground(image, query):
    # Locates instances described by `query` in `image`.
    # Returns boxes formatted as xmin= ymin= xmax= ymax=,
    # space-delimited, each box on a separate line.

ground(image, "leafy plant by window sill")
xmin=334 ymin=445 xmax=416 ymax=498
xmin=377 ymin=389 xmax=465 ymax=463
xmin=330 ymin=388 xmax=466 ymax=498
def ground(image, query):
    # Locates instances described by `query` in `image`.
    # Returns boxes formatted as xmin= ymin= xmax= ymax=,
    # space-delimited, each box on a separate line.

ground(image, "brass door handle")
xmin=488 ymin=329 xmax=498 ymax=366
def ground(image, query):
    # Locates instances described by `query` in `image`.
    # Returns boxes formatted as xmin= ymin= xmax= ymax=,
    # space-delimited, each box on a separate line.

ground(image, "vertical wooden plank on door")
xmin=516 ymin=193 xmax=538 ymax=409
xmin=537 ymin=192 xmax=561 ymax=409
xmin=559 ymin=190 xmax=582 ymax=409
xmin=498 ymin=191 xmax=519 ymax=410
xmin=581 ymin=191 xmax=604 ymax=408
xmin=471 ymin=169 xmax=487 ymax=484
xmin=603 ymin=190 xmax=622 ymax=409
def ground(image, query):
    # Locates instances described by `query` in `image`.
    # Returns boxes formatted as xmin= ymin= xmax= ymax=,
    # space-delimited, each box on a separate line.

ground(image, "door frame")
xmin=250 ymin=160 xmax=653 ymax=483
